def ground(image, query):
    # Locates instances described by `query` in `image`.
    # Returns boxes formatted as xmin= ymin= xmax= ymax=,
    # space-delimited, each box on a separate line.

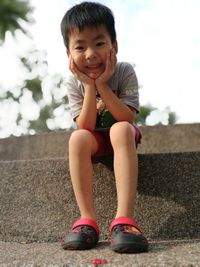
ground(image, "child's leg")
xmin=68 ymin=129 xmax=99 ymax=221
xmin=61 ymin=129 xmax=100 ymax=250
xmin=109 ymin=122 xmax=148 ymax=253
xmin=110 ymin=121 xmax=138 ymax=218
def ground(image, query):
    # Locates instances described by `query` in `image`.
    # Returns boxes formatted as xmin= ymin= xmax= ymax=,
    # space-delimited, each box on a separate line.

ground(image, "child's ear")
xmin=113 ymin=41 xmax=118 ymax=54
xmin=67 ymin=49 xmax=70 ymax=58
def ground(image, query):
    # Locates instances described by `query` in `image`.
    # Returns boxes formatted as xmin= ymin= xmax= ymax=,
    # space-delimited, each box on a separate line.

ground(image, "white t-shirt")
xmin=65 ymin=62 xmax=140 ymax=125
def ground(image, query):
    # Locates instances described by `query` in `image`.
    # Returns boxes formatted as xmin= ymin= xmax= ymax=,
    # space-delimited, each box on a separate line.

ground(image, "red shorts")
xmin=91 ymin=124 xmax=142 ymax=160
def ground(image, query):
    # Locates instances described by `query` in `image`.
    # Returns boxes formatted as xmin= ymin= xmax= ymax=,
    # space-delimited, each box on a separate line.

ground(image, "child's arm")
xmin=69 ymin=57 xmax=97 ymax=130
xmin=96 ymin=50 xmax=136 ymax=124
xmin=97 ymin=84 xmax=136 ymax=123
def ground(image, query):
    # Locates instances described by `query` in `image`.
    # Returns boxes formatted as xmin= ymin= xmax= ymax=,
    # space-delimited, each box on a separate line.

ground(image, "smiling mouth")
xmin=86 ymin=63 xmax=102 ymax=71
xmin=85 ymin=63 xmax=104 ymax=78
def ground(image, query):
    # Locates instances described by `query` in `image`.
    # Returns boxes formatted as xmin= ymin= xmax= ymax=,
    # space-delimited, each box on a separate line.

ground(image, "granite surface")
xmin=0 ymin=152 xmax=199 ymax=242
xmin=0 ymin=239 xmax=200 ymax=267
xmin=0 ymin=124 xmax=200 ymax=266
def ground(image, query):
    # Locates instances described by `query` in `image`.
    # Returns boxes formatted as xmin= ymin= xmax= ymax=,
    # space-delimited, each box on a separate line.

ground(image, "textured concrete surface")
xmin=0 ymin=152 xmax=199 ymax=243
xmin=0 ymin=239 xmax=200 ymax=267
xmin=0 ymin=124 xmax=200 ymax=266
xmin=0 ymin=131 xmax=69 ymax=161
xmin=138 ymin=123 xmax=200 ymax=154
xmin=0 ymin=124 xmax=200 ymax=161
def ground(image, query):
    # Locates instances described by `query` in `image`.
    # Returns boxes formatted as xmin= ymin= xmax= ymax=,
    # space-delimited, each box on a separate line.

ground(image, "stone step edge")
xmin=0 ymin=150 xmax=199 ymax=164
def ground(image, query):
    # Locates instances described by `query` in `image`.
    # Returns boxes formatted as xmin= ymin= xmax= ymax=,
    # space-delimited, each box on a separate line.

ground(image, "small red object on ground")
xmin=92 ymin=258 xmax=108 ymax=265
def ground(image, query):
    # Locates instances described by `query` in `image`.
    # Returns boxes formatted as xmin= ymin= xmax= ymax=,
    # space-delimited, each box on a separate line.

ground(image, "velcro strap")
xmin=110 ymin=216 xmax=141 ymax=233
xmin=72 ymin=218 xmax=99 ymax=234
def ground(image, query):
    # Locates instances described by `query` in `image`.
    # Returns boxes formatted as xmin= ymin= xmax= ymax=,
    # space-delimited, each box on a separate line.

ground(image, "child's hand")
xmin=95 ymin=48 xmax=117 ymax=88
xmin=69 ymin=56 xmax=95 ymax=88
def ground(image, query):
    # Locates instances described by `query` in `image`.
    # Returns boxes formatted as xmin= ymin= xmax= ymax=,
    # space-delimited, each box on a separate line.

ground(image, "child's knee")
xmin=69 ymin=129 xmax=95 ymax=153
xmin=110 ymin=122 xmax=136 ymax=146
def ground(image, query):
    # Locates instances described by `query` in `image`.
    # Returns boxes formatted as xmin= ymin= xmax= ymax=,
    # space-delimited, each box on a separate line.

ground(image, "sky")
xmin=0 ymin=0 xmax=200 ymax=137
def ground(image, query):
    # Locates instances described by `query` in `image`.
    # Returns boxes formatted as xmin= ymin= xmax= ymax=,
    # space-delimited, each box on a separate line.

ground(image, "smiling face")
xmin=67 ymin=25 xmax=117 ymax=79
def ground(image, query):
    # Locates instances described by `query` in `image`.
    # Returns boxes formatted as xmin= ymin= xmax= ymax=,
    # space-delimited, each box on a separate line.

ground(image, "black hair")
xmin=60 ymin=1 xmax=116 ymax=49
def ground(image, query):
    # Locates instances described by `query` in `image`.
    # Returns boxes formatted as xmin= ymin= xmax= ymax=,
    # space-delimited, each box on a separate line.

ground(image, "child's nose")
xmin=85 ymin=48 xmax=97 ymax=60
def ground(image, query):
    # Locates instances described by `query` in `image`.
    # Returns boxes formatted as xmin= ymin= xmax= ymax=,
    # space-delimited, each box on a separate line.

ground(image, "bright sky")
xmin=0 ymin=0 xmax=200 ymax=137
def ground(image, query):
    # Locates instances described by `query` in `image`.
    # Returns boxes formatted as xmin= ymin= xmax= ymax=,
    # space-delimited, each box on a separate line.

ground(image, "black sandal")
xmin=61 ymin=218 xmax=99 ymax=250
xmin=110 ymin=217 xmax=148 ymax=253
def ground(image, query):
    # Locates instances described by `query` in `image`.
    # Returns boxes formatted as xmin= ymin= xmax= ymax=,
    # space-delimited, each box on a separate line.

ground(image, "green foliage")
xmin=136 ymin=105 xmax=154 ymax=125
xmin=3 ymin=91 xmax=20 ymax=102
xmin=136 ymin=105 xmax=177 ymax=126
xmin=168 ymin=111 xmax=177 ymax=125
xmin=0 ymin=46 xmax=70 ymax=136
xmin=21 ymin=73 xmax=68 ymax=134
xmin=29 ymin=105 xmax=51 ymax=133
xmin=24 ymin=78 xmax=43 ymax=102
xmin=0 ymin=0 xmax=33 ymax=42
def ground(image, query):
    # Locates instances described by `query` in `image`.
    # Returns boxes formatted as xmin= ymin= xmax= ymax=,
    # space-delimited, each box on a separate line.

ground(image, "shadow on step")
xmin=136 ymin=152 xmax=200 ymax=240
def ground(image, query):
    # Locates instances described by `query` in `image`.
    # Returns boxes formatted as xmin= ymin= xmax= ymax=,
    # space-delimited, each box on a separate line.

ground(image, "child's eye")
xmin=96 ymin=42 xmax=105 ymax=47
xmin=75 ymin=46 xmax=84 ymax=51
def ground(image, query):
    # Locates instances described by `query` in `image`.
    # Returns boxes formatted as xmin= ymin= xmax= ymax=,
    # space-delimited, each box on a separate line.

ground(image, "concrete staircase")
xmin=0 ymin=124 xmax=200 ymax=266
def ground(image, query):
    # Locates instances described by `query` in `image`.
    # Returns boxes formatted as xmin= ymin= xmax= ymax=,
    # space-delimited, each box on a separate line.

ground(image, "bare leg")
xmin=110 ymin=122 xmax=138 ymax=219
xmin=68 ymin=129 xmax=98 ymax=221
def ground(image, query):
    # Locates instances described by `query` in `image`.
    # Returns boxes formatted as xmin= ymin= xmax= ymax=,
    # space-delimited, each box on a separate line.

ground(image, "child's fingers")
xmin=69 ymin=56 xmax=75 ymax=73
xmin=69 ymin=57 xmax=81 ymax=78
xmin=111 ymin=48 xmax=117 ymax=68
xmin=69 ymin=56 xmax=94 ymax=85
xmin=107 ymin=48 xmax=116 ymax=75
xmin=106 ymin=51 xmax=111 ymax=69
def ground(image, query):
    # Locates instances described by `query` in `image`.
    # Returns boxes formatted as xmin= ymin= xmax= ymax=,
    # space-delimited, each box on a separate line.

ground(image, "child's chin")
xmin=88 ymin=73 xmax=101 ymax=79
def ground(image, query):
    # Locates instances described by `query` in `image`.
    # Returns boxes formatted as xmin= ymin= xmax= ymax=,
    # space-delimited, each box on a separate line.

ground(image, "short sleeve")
xmin=65 ymin=75 xmax=84 ymax=120
xmin=117 ymin=62 xmax=140 ymax=112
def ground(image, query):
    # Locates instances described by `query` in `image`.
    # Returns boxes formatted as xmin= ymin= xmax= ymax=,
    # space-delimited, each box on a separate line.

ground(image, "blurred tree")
xmin=136 ymin=104 xmax=177 ymax=126
xmin=0 ymin=0 xmax=33 ymax=42
xmin=0 ymin=1 xmax=72 ymax=137
xmin=0 ymin=0 xmax=176 ymax=137
xmin=136 ymin=105 xmax=154 ymax=125
xmin=168 ymin=111 xmax=177 ymax=125
xmin=2 ymin=50 xmax=71 ymax=135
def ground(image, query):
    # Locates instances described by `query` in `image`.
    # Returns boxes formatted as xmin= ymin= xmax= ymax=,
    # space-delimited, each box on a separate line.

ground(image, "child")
xmin=60 ymin=1 xmax=148 ymax=253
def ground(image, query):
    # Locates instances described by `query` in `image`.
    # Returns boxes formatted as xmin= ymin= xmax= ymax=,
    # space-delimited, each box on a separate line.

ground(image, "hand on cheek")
xmin=95 ymin=48 xmax=117 ymax=87
xmin=110 ymin=47 xmax=117 ymax=71
xmin=69 ymin=55 xmax=95 ymax=87
xmin=68 ymin=55 xmax=79 ymax=74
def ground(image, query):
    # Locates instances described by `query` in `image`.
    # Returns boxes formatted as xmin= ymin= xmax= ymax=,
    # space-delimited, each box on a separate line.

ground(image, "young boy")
xmin=60 ymin=1 xmax=148 ymax=253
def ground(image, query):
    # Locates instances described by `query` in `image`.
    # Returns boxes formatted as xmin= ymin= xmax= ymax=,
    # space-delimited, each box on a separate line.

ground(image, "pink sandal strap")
xmin=72 ymin=218 xmax=99 ymax=234
xmin=110 ymin=216 xmax=142 ymax=233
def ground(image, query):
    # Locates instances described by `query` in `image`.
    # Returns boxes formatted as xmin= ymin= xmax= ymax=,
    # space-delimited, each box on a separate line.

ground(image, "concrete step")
xmin=0 ymin=240 xmax=200 ymax=267
xmin=0 ymin=152 xmax=199 ymax=243
xmin=0 ymin=124 xmax=200 ymax=161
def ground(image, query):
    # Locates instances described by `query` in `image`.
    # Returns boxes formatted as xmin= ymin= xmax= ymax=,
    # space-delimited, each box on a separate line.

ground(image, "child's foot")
xmin=61 ymin=218 xmax=99 ymax=250
xmin=110 ymin=217 xmax=148 ymax=253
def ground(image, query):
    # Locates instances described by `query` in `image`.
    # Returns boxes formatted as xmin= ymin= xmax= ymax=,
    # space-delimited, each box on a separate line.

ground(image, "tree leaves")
xmin=0 ymin=0 xmax=34 ymax=42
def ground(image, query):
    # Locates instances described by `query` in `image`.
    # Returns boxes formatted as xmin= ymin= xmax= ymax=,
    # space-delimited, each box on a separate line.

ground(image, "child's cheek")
xmin=72 ymin=55 xmax=80 ymax=65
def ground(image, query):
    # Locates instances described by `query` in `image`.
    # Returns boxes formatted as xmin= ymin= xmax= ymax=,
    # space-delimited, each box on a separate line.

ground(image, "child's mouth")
xmin=86 ymin=63 xmax=102 ymax=71
xmin=84 ymin=63 xmax=104 ymax=78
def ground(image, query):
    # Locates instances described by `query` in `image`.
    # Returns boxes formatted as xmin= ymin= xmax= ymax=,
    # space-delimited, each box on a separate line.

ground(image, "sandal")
xmin=61 ymin=218 xmax=99 ymax=250
xmin=110 ymin=217 xmax=148 ymax=253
